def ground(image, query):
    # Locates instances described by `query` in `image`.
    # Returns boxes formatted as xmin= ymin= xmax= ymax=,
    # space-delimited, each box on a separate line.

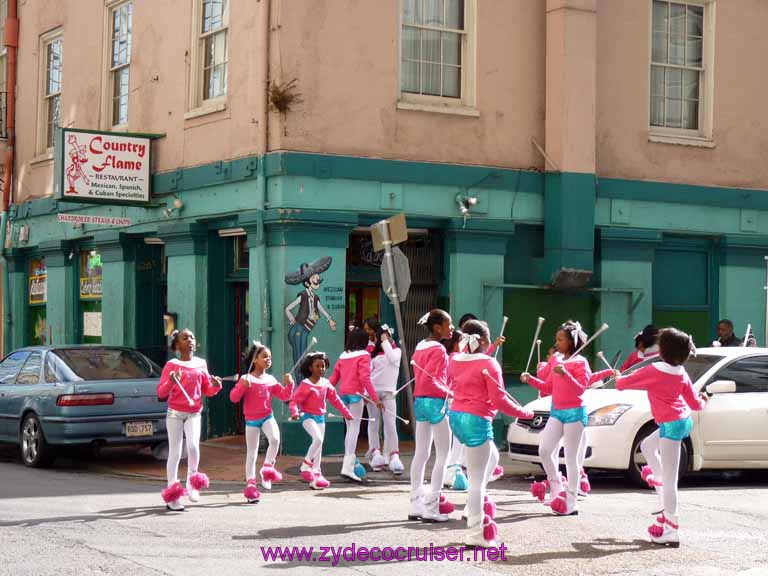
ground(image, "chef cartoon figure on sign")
xmin=66 ymin=134 xmax=91 ymax=194
xmin=284 ymin=256 xmax=338 ymax=375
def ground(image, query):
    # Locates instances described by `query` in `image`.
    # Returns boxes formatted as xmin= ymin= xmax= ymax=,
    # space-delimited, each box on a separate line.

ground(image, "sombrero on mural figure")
xmin=284 ymin=256 xmax=333 ymax=285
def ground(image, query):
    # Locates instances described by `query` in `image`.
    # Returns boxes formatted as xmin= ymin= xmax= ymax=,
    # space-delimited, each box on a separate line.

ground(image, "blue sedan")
xmin=0 ymin=346 xmax=167 ymax=467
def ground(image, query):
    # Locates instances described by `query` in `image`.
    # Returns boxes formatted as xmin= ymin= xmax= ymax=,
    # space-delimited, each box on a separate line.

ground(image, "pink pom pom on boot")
xmin=579 ymin=470 xmax=591 ymax=494
xmin=439 ymin=494 xmax=455 ymax=515
xmin=489 ymin=464 xmax=504 ymax=482
xmin=311 ymin=473 xmax=330 ymax=490
xmin=260 ymin=464 xmax=283 ymax=490
xmin=482 ymin=514 xmax=499 ymax=542
xmin=188 ymin=472 xmax=210 ymax=491
xmin=530 ymin=480 xmax=547 ymax=502
xmin=300 ymin=460 xmax=315 ymax=483
xmin=641 ymin=465 xmax=663 ymax=488
xmin=244 ymin=479 xmax=261 ymax=503
xmin=161 ymin=482 xmax=187 ymax=504
xmin=483 ymin=496 xmax=497 ymax=519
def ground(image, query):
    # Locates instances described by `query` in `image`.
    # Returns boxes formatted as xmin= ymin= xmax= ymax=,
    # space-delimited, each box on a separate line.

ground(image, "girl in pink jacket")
xmin=409 ymin=309 xmax=454 ymax=523
xmin=615 ymin=327 xmax=707 ymax=547
xmin=448 ymin=320 xmax=534 ymax=548
xmin=289 ymin=352 xmax=354 ymax=490
xmin=329 ymin=328 xmax=382 ymax=483
xmin=230 ymin=341 xmax=294 ymax=503
xmin=521 ymin=321 xmax=613 ymax=516
xmin=156 ymin=329 xmax=222 ymax=511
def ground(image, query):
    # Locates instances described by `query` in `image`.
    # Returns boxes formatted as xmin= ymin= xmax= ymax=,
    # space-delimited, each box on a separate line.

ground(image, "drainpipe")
xmin=255 ymin=0 xmax=272 ymax=346
xmin=1 ymin=0 xmax=19 ymax=355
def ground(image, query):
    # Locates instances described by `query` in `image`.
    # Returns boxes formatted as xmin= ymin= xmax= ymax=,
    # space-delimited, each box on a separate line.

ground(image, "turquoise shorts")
xmin=414 ymin=397 xmax=447 ymax=424
xmin=659 ymin=416 xmax=693 ymax=441
xmin=550 ymin=406 xmax=588 ymax=427
xmin=245 ymin=413 xmax=274 ymax=428
xmin=449 ymin=411 xmax=494 ymax=448
xmin=300 ymin=413 xmax=326 ymax=425
xmin=340 ymin=394 xmax=363 ymax=406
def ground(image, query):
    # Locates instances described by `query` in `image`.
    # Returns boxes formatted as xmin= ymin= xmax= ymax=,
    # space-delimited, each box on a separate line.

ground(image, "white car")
xmin=506 ymin=347 xmax=768 ymax=485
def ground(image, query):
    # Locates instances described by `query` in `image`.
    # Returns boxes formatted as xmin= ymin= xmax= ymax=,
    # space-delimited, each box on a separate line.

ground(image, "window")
xmin=710 ymin=357 xmax=768 ymax=394
xmin=650 ymin=0 xmax=714 ymax=139
xmin=191 ymin=0 xmax=228 ymax=109
xmin=0 ymin=351 xmax=30 ymax=385
xmin=38 ymin=30 xmax=63 ymax=152
xmin=400 ymin=0 xmax=476 ymax=110
xmin=107 ymin=1 xmax=132 ymax=127
xmin=79 ymin=248 xmax=103 ymax=344
xmin=15 ymin=352 xmax=42 ymax=386
xmin=28 ymin=256 xmax=47 ymax=346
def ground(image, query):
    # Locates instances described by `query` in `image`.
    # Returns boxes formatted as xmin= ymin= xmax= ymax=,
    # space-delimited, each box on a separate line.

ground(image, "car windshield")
xmin=601 ymin=354 xmax=720 ymax=387
xmin=52 ymin=348 xmax=161 ymax=381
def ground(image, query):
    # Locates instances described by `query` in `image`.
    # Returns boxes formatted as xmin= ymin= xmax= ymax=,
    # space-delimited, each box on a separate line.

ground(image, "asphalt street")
xmin=0 ymin=448 xmax=766 ymax=576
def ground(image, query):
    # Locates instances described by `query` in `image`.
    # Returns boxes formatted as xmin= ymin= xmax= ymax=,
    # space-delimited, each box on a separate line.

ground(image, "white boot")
xmin=465 ymin=513 xmax=499 ymax=548
xmin=166 ymin=499 xmax=185 ymax=512
xmin=408 ymin=488 xmax=425 ymax=521
xmin=421 ymin=492 xmax=450 ymax=523
xmin=551 ymin=489 xmax=578 ymax=516
xmin=370 ymin=449 xmax=387 ymax=472
xmin=341 ymin=454 xmax=362 ymax=483
xmin=388 ymin=452 xmax=404 ymax=476
xmin=649 ymin=514 xmax=680 ymax=547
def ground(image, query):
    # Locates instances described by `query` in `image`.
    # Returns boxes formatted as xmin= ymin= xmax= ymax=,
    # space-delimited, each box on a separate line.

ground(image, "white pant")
xmin=245 ymin=417 xmax=280 ymax=480
xmin=641 ymin=430 xmax=681 ymax=517
xmin=344 ymin=401 xmax=365 ymax=456
xmin=409 ymin=418 xmax=451 ymax=497
xmin=366 ymin=393 xmax=399 ymax=457
xmin=578 ymin=429 xmax=588 ymax=470
xmin=466 ymin=440 xmax=499 ymax=519
xmin=448 ymin=437 xmax=467 ymax=467
xmin=302 ymin=418 xmax=326 ymax=471
xmin=166 ymin=409 xmax=201 ymax=486
xmin=539 ymin=416 xmax=584 ymax=495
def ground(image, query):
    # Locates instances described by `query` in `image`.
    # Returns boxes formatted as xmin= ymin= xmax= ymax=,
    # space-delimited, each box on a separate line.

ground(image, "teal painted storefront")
xmin=5 ymin=152 xmax=768 ymax=451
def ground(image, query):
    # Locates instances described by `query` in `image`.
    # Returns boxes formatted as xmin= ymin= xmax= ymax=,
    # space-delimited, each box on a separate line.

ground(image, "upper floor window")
xmin=39 ymin=31 xmax=63 ymax=152
xmin=400 ymin=0 xmax=477 ymax=111
xmin=108 ymin=1 xmax=132 ymax=127
xmin=197 ymin=0 xmax=228 ymax=105
xmin=650 ymin=0 xmax=714 ymax=142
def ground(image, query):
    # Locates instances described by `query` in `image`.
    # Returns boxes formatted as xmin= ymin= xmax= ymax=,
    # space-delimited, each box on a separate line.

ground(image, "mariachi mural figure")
xmin=285 ymin=256 xmax=338 ymax=373
xmin=66 ymin=134 xmax=91 ymax=193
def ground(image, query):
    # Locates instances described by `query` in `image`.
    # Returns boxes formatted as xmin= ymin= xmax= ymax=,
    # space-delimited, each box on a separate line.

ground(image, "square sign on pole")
xmin=371 ymin=213 xmax=407 ymax=252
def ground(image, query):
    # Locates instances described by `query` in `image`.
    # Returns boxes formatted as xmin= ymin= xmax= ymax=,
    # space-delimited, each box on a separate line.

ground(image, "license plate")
xmin=126 ymin=421 xmax=153 ymax=437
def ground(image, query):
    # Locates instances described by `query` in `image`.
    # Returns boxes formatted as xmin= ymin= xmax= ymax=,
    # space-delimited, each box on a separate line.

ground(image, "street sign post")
xmin=372 ymin=214 xmax=414 ymax=429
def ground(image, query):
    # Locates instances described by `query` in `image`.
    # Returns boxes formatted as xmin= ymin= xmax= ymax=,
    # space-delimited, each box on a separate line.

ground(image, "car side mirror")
xmin=705 ymin=380 xmax=736 ymax=395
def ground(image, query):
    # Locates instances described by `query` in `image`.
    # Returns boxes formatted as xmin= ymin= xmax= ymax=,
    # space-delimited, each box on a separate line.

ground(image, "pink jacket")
xmin=526 ymin=355 xmax=612 ymax=409
xmin=412 ymin=340 xmax=451 ymax=398
xmin=448 ymin=354 xmax=534 ymax=420
xmin=616 ymin=362 xmax=705 ymax=424
xmin=229 ymin=373 xmax=293 ymax=420
xmin=157 ymin=357 xmax=220 ymax=413
xmin=620 ymin=347 xmax=660 ymax=371
xmin=328 ymin=350 xmax=379 ymax=402
xmin=289 ymin=378 xmax=353 ymax=419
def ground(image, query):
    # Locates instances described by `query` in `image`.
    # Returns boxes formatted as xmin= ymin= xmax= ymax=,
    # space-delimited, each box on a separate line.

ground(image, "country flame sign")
xmin=57 ymin=128 xmax=155 ymax=205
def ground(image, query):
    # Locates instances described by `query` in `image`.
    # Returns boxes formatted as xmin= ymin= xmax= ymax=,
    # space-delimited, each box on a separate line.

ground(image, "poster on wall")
xmin=80 ymin=250 xmax=103 ymax=299
xmin=284 ymin=256 xmax=339 ymax=374
xmin=54 ymin=128 xmax=158 ymax=205
xmin=83 ymin=312 xmax=103 ymax=338
xmin=29 ymin=257 xmax=47 ymax=305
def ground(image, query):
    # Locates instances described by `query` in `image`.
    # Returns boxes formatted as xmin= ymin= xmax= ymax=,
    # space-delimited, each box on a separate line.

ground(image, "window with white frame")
xmin=401 ymin=0 xmax=473 ymax=102
xmin=650 ymin=0 xmax=711 ymax=134
xmin=195 ymin=0 xmax=228 ymax=105
xmin=40 ymin=32 xmax=63 ymax=151
xmin=108 ymin=1 xmax=132 ymax=127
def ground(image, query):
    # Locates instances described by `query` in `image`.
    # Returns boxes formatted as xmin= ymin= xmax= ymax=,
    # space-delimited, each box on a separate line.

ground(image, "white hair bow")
xmin=417 ymin=312 xmax=430 ymax=326
xmin=460 ymin=333 xmax=481 ymax=353
xmin=569 ymin=322 xmax=588 ymax=348
xmin=381 ymin=324 xmax=395 ymax=337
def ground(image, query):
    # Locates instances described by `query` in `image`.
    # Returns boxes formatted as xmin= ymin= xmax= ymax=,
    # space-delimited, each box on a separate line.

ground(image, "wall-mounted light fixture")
xmin=164 ymin=195 xmax=184 ymax=218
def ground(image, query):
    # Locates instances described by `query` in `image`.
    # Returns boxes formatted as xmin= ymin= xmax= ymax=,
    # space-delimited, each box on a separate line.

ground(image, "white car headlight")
xmin=587 ymin=404 xmax=632 ymax=426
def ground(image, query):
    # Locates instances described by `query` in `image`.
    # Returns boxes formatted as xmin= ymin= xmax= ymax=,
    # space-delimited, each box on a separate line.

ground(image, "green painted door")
xmin=134 ymin=244 xmax=167 ymax=366
xmin=653 ymin=240 xmax=716 ymax=347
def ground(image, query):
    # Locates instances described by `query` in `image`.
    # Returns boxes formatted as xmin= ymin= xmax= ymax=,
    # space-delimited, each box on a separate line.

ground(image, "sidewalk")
xmin=89 ymin=436 xmax=539 ymax=484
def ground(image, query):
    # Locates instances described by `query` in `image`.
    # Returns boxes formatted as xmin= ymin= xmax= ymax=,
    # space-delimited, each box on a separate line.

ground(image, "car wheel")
xmin=20 ymin=413 xmax=55 ymax=468
xmin=627 ymin=423 xmax=689 ymax=487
